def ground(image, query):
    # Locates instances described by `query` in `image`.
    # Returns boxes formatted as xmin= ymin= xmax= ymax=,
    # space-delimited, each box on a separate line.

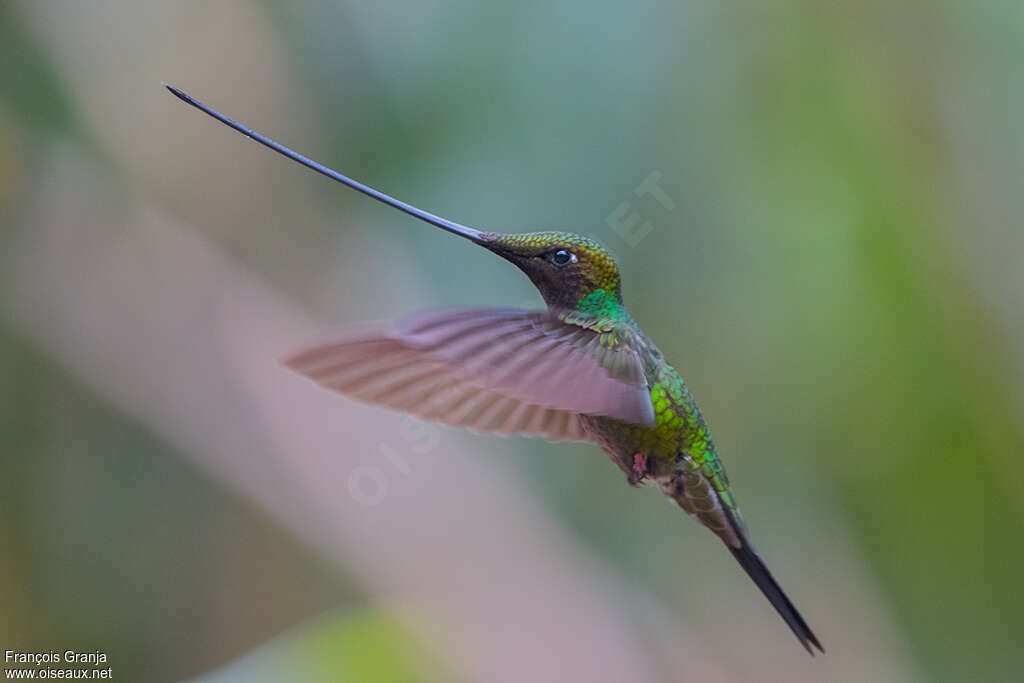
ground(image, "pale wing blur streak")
xmin=284 ymin=308 xmax=654 ymax=441
xmin=1 ymin=150 xmax=736 ymax=683
xmin=287 ymin=334 xmax=590 ymax=442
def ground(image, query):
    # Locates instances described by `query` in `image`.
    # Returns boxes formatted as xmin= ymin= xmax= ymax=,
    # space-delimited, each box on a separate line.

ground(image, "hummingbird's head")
xmin=482 ymin=231 xmax=623 ymax=313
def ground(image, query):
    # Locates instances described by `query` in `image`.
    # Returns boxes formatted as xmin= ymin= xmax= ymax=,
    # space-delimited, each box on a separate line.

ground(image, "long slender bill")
xmin=164 ymin=84 xmax=492 ymax=245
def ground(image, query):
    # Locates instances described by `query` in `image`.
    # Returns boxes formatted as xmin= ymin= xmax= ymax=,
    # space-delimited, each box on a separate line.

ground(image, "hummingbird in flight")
xmin=167 ymin=84 xmax=823 ymax=655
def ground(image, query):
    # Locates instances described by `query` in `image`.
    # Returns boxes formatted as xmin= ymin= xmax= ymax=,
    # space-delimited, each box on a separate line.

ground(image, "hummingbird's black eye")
xmin=550 ymin=249 xmax=575 ymax=266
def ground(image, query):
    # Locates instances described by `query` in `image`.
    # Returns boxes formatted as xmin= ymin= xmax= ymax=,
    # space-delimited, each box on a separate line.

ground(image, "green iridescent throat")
xmin=575 ymin=288 xmax=629 ymax=321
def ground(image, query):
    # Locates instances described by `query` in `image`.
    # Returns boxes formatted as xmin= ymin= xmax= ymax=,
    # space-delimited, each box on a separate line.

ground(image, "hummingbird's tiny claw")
xmin=628 ymin=452 xmax=649 ymax=485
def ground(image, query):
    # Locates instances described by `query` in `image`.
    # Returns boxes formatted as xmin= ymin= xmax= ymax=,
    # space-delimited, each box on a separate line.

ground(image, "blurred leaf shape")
xmin=189 ymin=609 xmax=450 ymax=683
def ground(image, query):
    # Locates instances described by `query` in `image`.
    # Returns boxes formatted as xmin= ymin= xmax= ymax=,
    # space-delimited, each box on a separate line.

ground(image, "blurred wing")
xmin=283 ymin=308 xmax=654 ymax=442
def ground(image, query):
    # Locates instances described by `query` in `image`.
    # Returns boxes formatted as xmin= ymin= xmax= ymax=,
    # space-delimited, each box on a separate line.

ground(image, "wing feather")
xmin=284 ymin=308 xmax=654 ymax=442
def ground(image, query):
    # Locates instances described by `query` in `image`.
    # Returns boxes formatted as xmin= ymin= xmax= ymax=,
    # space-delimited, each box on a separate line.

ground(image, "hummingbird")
xmin=167 ymin=85 xmax=823 ymax=655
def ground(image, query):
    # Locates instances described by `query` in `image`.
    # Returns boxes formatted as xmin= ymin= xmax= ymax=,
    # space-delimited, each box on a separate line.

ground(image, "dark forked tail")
xmin=721 ymin=505 xmax=823 ymax=655
xmin=727 ymin=538 xmax=824 ymax=655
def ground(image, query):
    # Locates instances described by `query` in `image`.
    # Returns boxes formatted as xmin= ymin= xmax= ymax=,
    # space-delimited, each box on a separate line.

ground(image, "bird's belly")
xmin=578 ymin=414 xmax=678 ymax=480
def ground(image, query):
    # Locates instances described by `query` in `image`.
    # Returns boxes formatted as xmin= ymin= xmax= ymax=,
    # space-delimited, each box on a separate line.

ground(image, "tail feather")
xmin=728 ymin=541 xmax=824 ymax=655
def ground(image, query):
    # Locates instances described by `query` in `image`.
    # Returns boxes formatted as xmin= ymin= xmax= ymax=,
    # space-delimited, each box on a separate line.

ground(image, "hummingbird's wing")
xmin=283 ymin=308 xmax=654 ymax=441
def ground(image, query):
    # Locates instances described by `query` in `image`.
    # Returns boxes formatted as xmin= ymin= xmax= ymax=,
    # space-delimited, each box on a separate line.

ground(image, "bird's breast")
xmin=580 ymin=361 xmax=705 ymax=477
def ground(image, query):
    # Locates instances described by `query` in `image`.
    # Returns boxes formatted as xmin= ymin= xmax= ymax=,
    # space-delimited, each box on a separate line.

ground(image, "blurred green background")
xmin=2 ymin=2 xmax=1023 ymax=682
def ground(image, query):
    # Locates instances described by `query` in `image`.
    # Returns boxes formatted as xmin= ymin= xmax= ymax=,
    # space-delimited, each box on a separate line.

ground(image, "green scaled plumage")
xmin=487 ymin=231 xmax=822 ymax=654
xmin=167 ymin=85 xmax=823 ymax=656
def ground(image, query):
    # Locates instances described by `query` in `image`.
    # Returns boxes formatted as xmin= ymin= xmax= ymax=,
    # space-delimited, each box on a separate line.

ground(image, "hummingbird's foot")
xmin=628 ymin=452 xmax=649 ymax=486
